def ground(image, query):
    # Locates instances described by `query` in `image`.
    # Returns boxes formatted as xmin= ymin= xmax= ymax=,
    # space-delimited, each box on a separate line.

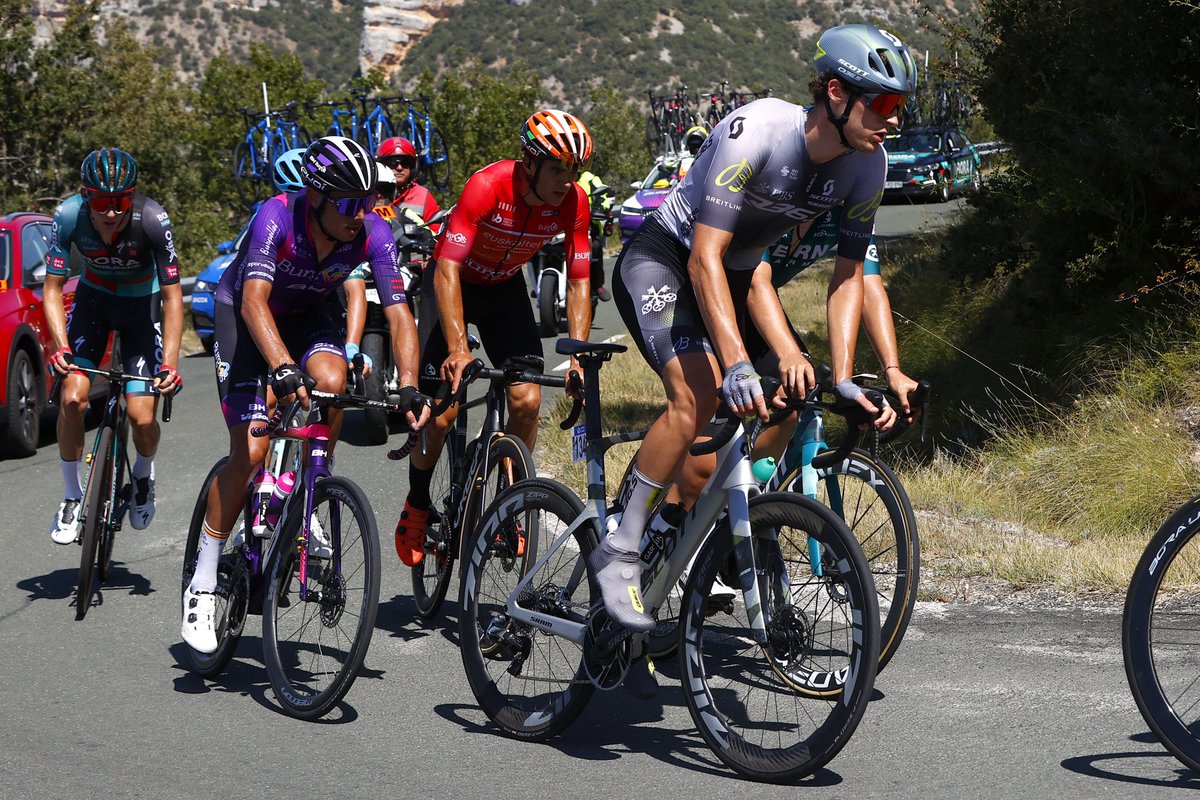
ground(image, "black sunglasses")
xmin=382 ymin=155 xmax=417 ymax=170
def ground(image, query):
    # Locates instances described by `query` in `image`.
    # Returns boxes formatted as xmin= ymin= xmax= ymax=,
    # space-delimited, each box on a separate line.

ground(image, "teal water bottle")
xmin=751 ymin=456 xmax=777 ymax=483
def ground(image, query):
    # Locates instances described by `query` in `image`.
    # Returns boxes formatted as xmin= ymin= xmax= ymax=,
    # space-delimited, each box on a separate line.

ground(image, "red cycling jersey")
xmin=433 ymin=160 xmax=590 ymax=285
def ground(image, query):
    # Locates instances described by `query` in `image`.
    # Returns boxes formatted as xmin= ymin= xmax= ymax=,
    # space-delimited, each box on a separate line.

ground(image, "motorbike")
xmin=357 ymin=208 xmax=445 ymax=444
xmin=528 ymin=188 xmax=613 ymax=338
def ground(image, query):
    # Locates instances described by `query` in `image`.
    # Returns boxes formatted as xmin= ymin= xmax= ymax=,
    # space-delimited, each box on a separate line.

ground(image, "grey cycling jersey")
xmin=653 ymin=97 xmax=885 ymax=270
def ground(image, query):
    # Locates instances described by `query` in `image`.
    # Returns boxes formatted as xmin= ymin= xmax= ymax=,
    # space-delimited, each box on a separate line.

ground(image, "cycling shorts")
xmin=212 ymin=302 xmax=343 ymax=428
xmin=66 ymin=283 xmax=162 ymax=396
xmin=417 ymin=265 xmax=542 ymax=395
xmin=613 ymin=216 xmax=753 ymax=375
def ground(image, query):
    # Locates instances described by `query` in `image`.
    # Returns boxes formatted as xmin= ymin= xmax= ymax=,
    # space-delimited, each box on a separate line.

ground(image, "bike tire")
xmin=76 ymin=426 xmax=113 ymax=620
xmin=645 ymin=114 xmax=663 ymax=157
xmin=680 ymin=492 xmax=880 ymax=782
xmin=263 ymin=476 xmax=381 ymax=720
xmin=780 ymin=448 xmax=919 ymax=674
xmin=1124 ymin=498 xmax=1200 ymax=772
xmin=180 ymin=456 xmax=251 ymax=678
xmin=97 ymin=415 xmax=128 ymax=582
xmin=459 ymin=477 xmax=597 ymax=741
xmin=410 ymin=434 xmax=463 ymax=618
xmin=232 ymin=141 xmax=263 ymax=209
xmin=424 ymin=126 xmax=452 ymax=192
xmin=538 ymin=269 xmax=560 ymax=338
xmin=361 ymin=332 xmax=389 ymax=446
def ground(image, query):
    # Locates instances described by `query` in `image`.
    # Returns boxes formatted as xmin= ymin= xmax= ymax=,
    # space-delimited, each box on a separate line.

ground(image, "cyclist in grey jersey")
xmin=601 ymin=24 xmax=919 ymax=653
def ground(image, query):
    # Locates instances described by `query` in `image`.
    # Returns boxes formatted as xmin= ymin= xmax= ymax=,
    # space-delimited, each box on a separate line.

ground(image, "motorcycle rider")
xmin=577 ymin=169 xmax=614 ymax=302
xmin=376 ymin=137 xmax=441 ymax=233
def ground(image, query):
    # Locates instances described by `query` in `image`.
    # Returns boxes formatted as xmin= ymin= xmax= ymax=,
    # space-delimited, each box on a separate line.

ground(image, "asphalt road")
xmin=2 ymin=204 xmax=1195 ymax=798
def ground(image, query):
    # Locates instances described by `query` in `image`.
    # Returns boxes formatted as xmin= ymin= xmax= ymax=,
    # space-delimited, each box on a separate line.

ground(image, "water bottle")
xmin=250 ymin=469 xmax=277 ymax=538
xmin=751 ymin=456 xmax=777 ymax=483
xmin=262 ymin=471 xmax=296 ymax=533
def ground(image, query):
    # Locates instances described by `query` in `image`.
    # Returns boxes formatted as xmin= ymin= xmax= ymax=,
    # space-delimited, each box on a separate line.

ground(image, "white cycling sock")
xmin=132 ymin=452 xmax=154 ymax=480
xmin=608 ymin=464 xmax=665 ymax=553
xmin=189 ymin=520 xmax=229 ymax=593
xmin=61 ymin=459 xmax=83 ymax=500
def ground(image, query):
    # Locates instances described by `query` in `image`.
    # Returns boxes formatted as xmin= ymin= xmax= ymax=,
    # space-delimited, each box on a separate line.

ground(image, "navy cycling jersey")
xmin=214 ymin=191 xmax=400 ymax=315
xmin=46 ymin=193 xmax=180 ymax=297
xmin=761 ymin=208 xmax=881 ymax=287
xmin=654 ymin=98 xmax=886 ymax=270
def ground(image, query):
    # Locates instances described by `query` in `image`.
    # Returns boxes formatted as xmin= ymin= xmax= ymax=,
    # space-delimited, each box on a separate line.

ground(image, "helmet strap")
xmin=523 ymin=156 xmax=549 ymax=205
xmin=309 ymin=195 xmax=347 ymax=243
xmin=823 ymin=91 xmax=859 ymax=150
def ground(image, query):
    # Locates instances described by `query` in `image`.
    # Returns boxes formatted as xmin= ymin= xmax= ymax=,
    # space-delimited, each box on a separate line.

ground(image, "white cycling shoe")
xmin=308 ymin=514 xmax=333 ymax=560
xmin=181 ymin=586 xmax=219 ymax=654
xmin=129 ymin=473 xmax=156 ymax=530
xmin=50 ymin=499 xmax=82 ymax=545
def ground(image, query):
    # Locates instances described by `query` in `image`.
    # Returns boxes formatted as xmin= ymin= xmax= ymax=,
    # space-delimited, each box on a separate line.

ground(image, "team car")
xmin=615 ymin=155 xmax=695 ymax=240
xmin=884 ymin=126 xmax=981 ymax=202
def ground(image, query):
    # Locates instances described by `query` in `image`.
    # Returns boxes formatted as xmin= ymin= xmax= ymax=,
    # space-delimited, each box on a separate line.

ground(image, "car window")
xmin=0 ymin=230 xmax=11 ymax=284
xmin=21 ymin=222 xmax=51 ymax=282
xmin=945 ymin=133 xmax=961 ymax=151
xmin=888 ymin=132 xmax=941 ymax=152
xmin=642 ymin=162 xmax=680 ymax=189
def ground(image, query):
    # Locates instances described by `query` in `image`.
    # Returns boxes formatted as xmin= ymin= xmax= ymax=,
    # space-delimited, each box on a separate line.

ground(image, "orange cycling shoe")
xmin=395 ymin=501 xmax=430 ymax=566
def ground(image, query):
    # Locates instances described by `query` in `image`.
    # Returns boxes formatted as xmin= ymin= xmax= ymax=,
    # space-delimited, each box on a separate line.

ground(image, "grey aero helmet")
xmin=813 ymin=24 xmax=918 ymax=96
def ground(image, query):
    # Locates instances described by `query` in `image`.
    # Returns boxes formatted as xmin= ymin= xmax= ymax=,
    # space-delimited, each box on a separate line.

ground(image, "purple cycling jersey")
xmin=215 ymin=191 xmax=402 ymax=315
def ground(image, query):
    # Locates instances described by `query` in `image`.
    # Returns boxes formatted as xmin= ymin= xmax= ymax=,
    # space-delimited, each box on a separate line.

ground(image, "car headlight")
xmin=193 ymin=279 xmax=215 ymax=293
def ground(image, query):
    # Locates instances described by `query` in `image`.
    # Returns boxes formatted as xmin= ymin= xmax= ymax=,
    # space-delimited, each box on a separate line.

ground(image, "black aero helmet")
xmin=301 ymin=136 xmax=376 ymax=193
xmin=813 ymin=24 xmax=918 ymax=95
xmin=81 ymin=148 xmax=138 ymax=193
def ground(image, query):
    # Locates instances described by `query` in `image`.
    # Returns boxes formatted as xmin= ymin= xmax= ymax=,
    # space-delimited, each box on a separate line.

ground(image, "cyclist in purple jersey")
xmin=183 ymin=136 xmax=429 ymax=653
xmin=601 ymin=25 xmax=919 ymax=660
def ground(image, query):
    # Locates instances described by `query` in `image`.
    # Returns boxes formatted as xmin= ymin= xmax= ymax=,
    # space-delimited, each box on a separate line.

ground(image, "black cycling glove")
xmin=271 ymin=363 xmax=315 ymax=398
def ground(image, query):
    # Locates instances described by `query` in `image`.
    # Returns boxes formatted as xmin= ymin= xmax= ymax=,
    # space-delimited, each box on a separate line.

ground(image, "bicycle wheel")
xmin=680 ymin=492 xmax=880 ymax=782
xmin=181 ymin=457 xmax=252 ymax=677
xmin=424 ymin=125 xmax=451 ymax=191
xmin=459 ymin=477 xmax=597 ymax=741
xmin=1124 ymin=499 xmax=1200 ymax=771
xmin=645 ymin=115 xmax=663 ymax=157
xmin=76 ymin=426 xmax=113 ymax=620
xmin=410 ymin=434 xmax=467 ymax=618
xmin=263 ymin=476 xmax=381 ymax=720
xmin=97 ymin=418 xmax=128 ymax=582
xmin=780 ymin=449 xmax=919 ymax=674
xmin=232 ymin=141 xmax=263 ymax=209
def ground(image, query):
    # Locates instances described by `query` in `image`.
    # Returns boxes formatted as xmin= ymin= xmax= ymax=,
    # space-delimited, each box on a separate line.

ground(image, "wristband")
xmin=344 ymin=342 xmax=361 ymax=363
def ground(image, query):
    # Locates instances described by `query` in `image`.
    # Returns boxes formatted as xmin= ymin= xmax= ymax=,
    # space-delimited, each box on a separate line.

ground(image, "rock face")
xmin=360 ymin=0 xmax=462 ymax=79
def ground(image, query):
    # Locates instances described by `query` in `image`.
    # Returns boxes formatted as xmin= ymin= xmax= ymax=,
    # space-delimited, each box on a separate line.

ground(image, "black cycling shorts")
xmin=66 ymin=283 xmax=161 ymax=396
xmin=212 ymin=302 xmax=343 ymax=428
xmin=417 ymin=267 xmax=543 ymax=395
xmin=613 ymin=216 xmax=753 ymax=375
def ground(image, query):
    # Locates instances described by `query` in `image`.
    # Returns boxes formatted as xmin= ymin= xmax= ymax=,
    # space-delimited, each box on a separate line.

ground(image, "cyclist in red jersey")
xmin=377 ymin=137 xmax=441 ymax=232
xmin=393 ymin=109 xmax=594 ymax=567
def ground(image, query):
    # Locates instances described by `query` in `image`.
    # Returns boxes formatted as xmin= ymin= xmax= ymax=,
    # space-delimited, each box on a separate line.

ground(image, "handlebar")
xmin=49 ymin=364 xmax=174 ymax=422
xmin=430 ymin=358 xmax=570 ymax=418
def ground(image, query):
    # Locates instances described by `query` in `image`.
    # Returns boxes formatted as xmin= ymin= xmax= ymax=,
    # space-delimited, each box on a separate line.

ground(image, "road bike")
xmin=408 ymin=352 xmax=571 ymax=618
xmin=458 ymin=339 xmax=880 ymax=783
xmin=1123 ymin=497 xmax=1200 ymax=771
xmin=181 ymin=379 xmax=419 ymax=719
xmin=394 ymin=95 xmax=452 ymax=191
xmin=232 ymin=101 xmax=310 ymax=208
xmin=643 ymin=370 xmax=929 ymax=673
xmin=51 ymin=365 xmax=172 ymax=620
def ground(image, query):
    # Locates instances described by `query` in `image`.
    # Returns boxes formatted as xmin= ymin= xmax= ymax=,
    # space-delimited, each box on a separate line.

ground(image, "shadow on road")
xmin=166 ymin=639 xmax=362 ymax=724
xmin=1061 ymin=733 xmax=1200 ymax=789
xmin=376 ymin=591 xmax=462 ymax=650
xmin=17 ymin=561 xmax=153 ymax=608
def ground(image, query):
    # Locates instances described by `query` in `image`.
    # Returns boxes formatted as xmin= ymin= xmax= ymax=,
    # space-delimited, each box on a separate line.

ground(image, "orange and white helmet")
xmin=520 ymin=109 xmax=593 ymax=171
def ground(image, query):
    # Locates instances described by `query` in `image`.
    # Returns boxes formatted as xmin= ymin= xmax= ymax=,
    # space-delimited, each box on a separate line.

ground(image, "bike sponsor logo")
xmin=164 ymin=228 xmax=178 ymax=264
xmin=260 ymin=219 xmax=280 ymax=257
xmin=537 ymin=224 xmax=559 ymax=233
xmin=491 ymin=213 xmax=506 ymax=225
xmin=866 ymin=243 xmax=878 ymax=263
xmin=424 ymin=363 xmax=437 ymax=377
xmin=497 ymin=202 xmax=515 ymax=212
xmin=715 ymin=158 xmax=753 ymax=193
xmin=541 ymin=209 xmax=558 ymax=217
xmin=703 ymin=193 xmax=739 ymax=211
xmin=728 ymin=116 xmax=746 ymax=139
xmin=780 ymin=165 xmax=801 ymax=180
xmin=845 ymin=190 xmax=883 ymax=222
xmin=156 ymin=211 xmax=170 ymax=223
xmin=320 ymin=262 xmax=354 ymax=282
xmin=50 ymin=256 xmax=66 ymax=273
xmin=571 ymin=251 xmax=589 ymax=261
xmin=445 ymin=232 xmax=467 ymax=246
xmin=641 ymin=285 xmax=677 ymax=315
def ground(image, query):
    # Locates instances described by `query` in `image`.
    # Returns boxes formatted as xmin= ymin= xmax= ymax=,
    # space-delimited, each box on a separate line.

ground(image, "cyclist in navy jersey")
xmin=601 ymin=25 xmax=920 ymax=663
xmin=182 ymin=136 xmax=429 ymax=653
xmin=44 ymin=148 xmax=183 ymax=544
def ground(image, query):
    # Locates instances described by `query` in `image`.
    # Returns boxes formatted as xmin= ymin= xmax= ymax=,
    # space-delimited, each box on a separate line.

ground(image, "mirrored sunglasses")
xmin=323 ymin=192 xmax=378 ymax=216
xmin=862 ymin=92 xmax=908 ymax=118
xmin=84 ymin=191 xmax=133 ymax=214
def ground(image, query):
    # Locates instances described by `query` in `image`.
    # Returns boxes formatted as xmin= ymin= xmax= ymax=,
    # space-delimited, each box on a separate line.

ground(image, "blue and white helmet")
xmin=301 ymin=136 xmax=376 ymax=193
xmin=272 ymin=148 xmax=307 ymax=193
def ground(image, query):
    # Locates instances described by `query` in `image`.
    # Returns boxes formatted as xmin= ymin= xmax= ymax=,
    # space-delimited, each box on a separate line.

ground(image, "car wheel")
xmin=2 ymin=349 xmax=41 ymax=457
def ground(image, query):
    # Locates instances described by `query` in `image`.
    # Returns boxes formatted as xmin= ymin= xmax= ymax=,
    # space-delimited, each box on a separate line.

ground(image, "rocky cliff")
xmin=361 ymin=0 xmax=462 ymax=78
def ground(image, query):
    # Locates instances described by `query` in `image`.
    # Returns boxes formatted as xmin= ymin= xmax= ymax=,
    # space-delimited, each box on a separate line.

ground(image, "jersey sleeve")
xmin=141 ymin=198 xmax=181 ymax=286
xmin=237 ymin=197 xmax=289 ymax=286
xmin=435 ymin=172 xmax=488 ymax=264
xmin=693 ymin=113 xmax=773 ymax=233
xmin=362 ymin=216 xmax=406 ymax=308
xmin=45 ymin=196 xmax=82 ymax=277
xmin=565 ymin=184 xmax=592 ymax=282
xmin=835 ymin=151 xmax=886 ymax=262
